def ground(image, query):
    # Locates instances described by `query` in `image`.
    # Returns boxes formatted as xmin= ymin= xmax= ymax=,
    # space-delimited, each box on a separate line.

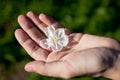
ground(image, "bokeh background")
xmin=0 ymin=0 xmax=120 ymax=80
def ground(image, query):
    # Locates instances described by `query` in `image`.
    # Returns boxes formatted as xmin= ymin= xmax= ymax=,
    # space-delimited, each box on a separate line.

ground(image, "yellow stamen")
xmin=53 ymin=36 xmax=59 ymax=43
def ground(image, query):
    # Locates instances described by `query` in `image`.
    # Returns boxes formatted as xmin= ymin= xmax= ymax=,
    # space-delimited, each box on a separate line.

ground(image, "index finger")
xmin=15 ymin=29 xmax=49 ymax=61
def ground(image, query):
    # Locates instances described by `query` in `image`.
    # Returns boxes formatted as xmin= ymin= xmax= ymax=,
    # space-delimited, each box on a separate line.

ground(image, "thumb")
xmin=24 ymin=60 xmax=73 ymax=79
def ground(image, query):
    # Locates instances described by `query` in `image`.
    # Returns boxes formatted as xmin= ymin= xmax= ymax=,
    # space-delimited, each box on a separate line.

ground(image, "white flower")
xmin=40 ymin=26 xmax=69 ymax=51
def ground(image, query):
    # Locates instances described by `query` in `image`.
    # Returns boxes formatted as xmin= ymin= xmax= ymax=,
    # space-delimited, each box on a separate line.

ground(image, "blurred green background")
xmin=0 ymin=0 xmax=120 ymax=80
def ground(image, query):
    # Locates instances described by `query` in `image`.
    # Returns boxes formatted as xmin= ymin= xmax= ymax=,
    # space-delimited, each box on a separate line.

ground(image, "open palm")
xmin=15 ymin=11 xmax=120 ymax=79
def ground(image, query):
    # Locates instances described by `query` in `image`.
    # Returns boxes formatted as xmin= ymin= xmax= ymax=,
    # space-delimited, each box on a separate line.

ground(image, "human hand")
xmin=15 ymin=11 xmax=120 ymax=79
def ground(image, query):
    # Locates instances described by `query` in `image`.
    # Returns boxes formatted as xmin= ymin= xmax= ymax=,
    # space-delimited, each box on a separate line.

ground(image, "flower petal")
xmin=39 ymin=39 xmax=50 ymax=49
xmin=47 ymin=37 xmax=56 ymax=46
xmin=45 ymin=26 xmax=55 ymax=37
xmin=55 ymin=28 xmax=65 ymax=38
xmin=41 ymin=26 xmax=68 ymax=51
xmin=59 ymin=35 xmax=69 ymax=46
xmin=51 ymin=43 xmax=63 ymax=51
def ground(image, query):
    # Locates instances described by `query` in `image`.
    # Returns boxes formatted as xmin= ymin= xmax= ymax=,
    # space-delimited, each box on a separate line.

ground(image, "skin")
xmin=15 ymin=11 xmax=120 ymax=80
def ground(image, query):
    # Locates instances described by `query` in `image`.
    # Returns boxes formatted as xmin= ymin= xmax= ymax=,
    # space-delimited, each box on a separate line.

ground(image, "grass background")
xmin=0 ymin=0 xmax=120 ymax=80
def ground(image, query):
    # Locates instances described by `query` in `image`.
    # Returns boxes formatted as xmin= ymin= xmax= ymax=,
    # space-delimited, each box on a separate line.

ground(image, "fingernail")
xmin=25 ymin=66 xmax=33 ymax=72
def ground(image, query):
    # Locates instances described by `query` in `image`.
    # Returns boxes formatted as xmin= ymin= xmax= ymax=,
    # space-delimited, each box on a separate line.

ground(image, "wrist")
xmin=103 ymin=69 xmax=120 ymax=80
xmin=103 ymin=55 xmax=120 ymax=80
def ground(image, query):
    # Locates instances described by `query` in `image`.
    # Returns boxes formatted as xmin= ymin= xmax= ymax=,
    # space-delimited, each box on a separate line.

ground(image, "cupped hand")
xmin=15 ymin=11 xmax=120 ymax=79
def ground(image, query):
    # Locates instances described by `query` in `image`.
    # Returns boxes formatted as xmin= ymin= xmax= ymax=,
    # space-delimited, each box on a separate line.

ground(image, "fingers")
xmin=25 ymin=60 xmax=74 ymax=79
xmin=26 ymin=11 xmax=47 ymax=32
xmin=25 ymin=11 xmax=70 ymax=36
xmin=39 ymin=13 xmax=64 ymax=29
xmin=15 ymin=29 xmax=48 ymax=61
xmin=39 ymin=13 xmax=71 ymax=34
xmin=27 ymin=11 xmax=66 ymax=32
xmin=18 ymin=15 xmax=44 ymax=45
